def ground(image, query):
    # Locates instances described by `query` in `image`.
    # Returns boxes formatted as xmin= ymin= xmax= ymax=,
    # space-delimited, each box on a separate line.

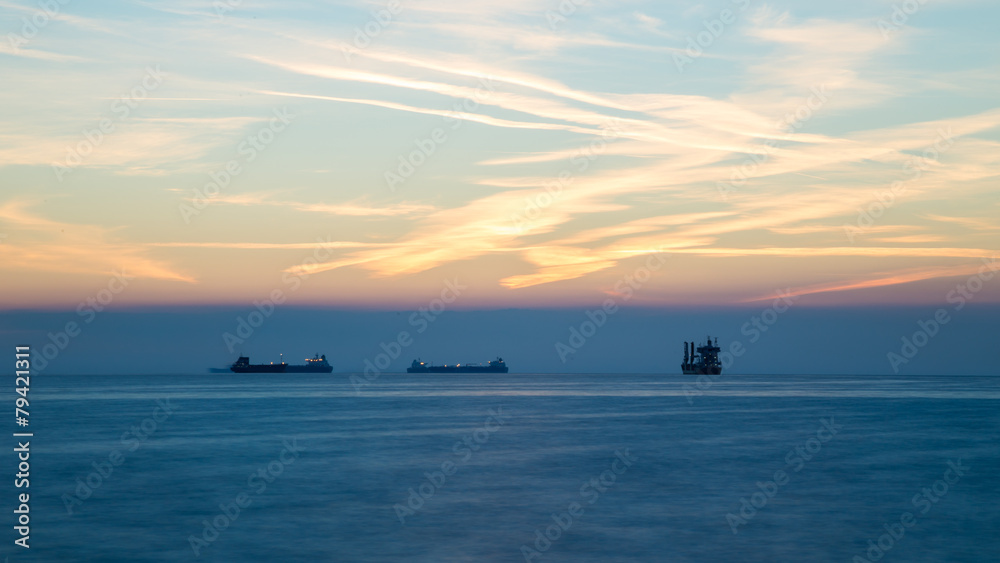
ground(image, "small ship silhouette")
xmin=406 ymin=357 xmax=508 ymax=373
xmin=228 ymin=354 xmax=333 ymax=373
xmin=681 ymin=337 xmax=722 ymax=375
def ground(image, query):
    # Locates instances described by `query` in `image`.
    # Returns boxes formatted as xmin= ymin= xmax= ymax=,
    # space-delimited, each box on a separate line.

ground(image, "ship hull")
xmin=285 ymin=365 xmax=333 ymax=373
xmin=681 ymin=366 xmax=722 ymax=376
xmin=231 ymin=365 xmax=287 ymax=373
xmin=407 ymin=366 xmax=508 ymax=373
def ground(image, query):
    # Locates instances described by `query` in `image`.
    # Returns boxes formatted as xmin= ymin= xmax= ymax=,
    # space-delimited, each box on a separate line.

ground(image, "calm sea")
xmin=12 ymin=374 xmax=1000 ymax=562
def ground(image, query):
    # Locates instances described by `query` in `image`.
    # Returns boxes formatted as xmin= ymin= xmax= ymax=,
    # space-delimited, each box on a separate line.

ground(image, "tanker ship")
xmin=681 ymin=337 xmax=722 ymax=376
xmin=406 ymin=357 xmax=508 ymax=373
xmin=229 ymin=354 xmax=333 ymax=373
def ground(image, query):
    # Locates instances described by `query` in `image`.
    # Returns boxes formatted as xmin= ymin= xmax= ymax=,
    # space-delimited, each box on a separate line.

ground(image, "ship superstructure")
xmin=285 ymin=354 xmax=333 ymax=373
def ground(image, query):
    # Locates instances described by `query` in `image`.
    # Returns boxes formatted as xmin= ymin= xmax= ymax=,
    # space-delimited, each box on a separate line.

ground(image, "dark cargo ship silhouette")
xmin=230 ymin=354 xmax=333 ymax=373
xmin=407 ymin=357 xmax=508 ymax=373
xmin=681 ymin=337 xmax=722 ymax=375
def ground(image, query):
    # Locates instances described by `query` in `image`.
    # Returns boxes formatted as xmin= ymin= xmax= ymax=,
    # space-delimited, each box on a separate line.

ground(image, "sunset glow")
xmin=2 ymin=0 xmax=997 ymax=309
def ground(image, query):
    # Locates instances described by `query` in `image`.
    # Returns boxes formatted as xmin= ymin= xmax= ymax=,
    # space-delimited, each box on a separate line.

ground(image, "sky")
xmin=0 ymin=1 xmax=998 ymax=374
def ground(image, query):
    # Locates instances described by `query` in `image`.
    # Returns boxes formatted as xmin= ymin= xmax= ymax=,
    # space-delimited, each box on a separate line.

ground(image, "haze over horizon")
xmin=3 ymin=305 xmax=997 ymax=376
